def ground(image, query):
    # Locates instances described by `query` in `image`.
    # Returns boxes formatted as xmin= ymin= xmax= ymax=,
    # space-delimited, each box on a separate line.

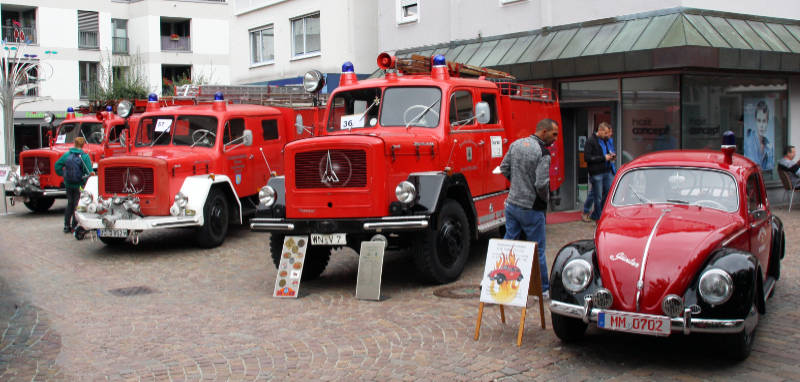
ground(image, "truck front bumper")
xmin=249 ymin=215 xmax=429 ymax=233
xmin=75 ymin=212 xmax=202 ymax=231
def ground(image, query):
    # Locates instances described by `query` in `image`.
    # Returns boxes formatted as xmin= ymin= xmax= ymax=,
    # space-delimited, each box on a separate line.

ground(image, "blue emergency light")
xmin=214 ymin=92 xmax=224 ymax=101
xmin=106 ymin=105 xmax=113 ymax=112
xmin=722 ymin=130 xmax=736 ymax=147
xmin=148 ymin=93 xmax=158 ymax=102
xmin=67 ymin=107 xmax=74 ymax=113
xmin=433 ymin=55 xmax=446 ymax=66
xmin=342 ymin=61 xmax=355 ymax=73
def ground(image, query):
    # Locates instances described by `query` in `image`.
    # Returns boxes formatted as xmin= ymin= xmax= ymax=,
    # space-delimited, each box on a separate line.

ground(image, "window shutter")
xmin=78 ymin=11 xmax=99 ymax=32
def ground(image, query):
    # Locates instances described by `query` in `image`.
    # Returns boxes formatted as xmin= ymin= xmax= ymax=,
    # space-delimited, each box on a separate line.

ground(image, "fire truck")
xmin=5 ymin=106 xmax=140 ymax=212
xmin=74 ymin=89 xmax=322 ymax=247
xmin=250 ymin=53 xmax=563 ymax=284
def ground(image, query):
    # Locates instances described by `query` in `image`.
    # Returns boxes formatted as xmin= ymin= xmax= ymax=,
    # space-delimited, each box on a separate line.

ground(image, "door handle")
xmin=478 ymin=140 xmax=485 ymax=146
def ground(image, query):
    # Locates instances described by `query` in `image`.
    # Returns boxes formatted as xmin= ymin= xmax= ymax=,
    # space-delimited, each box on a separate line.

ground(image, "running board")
xmin=764 ymin=277 xmax=777 ymax=300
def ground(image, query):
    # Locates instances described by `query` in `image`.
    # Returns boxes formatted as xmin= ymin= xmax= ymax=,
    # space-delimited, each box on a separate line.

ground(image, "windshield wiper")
xmin=150 ymin=129 xmax=170 ymax=147
xmin=358 ymin=97 xmax=380 ymax=123
xmin=405 ymin=99 xmax=440 ymax=129
xmin=666 ymin=199 xmax=689 ymax=204
xmin=628 ymin=184 xmax=651 ymax=204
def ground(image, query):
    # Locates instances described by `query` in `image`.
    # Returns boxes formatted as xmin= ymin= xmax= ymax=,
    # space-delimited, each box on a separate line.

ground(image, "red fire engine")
xmin=251 ymin=53 xmax=563 ymax=283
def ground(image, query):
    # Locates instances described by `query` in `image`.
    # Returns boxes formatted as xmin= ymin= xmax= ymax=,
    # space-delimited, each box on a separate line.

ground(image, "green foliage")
xmin=88 ymin=51 xmax=150 ymax=103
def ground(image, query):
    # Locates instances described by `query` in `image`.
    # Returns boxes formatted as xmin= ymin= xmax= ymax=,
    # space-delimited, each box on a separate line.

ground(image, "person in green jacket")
xmin=54 ymin=137 xmax=94 ymax=233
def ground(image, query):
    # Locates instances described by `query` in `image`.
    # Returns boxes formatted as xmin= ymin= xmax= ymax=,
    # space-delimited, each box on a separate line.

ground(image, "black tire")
xmin=412 ymin=199 xmax=471 ymax=284
xmin=195 ymin=188 xmax=229 ymax=248
xmin=24 ymin=197 xmax=54 ymax=213
xmin=551 ymin=312 xmax=587 ymax=342
xmin=269 ymin=233 xmax=331 ymax=281
xmin=495 ymin=274 xmax=506 ymax=285
xmin=768 ymin=233 xmax=783 ymax=281
xmin=99 ymin=236 xmax=126 ymax=246
xmin=723 ymin=290 xmax=759 ymax=361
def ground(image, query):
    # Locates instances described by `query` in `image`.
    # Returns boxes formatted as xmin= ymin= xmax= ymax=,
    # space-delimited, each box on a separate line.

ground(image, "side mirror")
xmin=296 ymin=114 xmax=305 ymax=136
xmin=119 ymin=129 xmax=127 ymax=149
xmin=475 ymin=102 xmax=490 ymax=125
xmin=243 ymin=130 xmax=253 ymax=146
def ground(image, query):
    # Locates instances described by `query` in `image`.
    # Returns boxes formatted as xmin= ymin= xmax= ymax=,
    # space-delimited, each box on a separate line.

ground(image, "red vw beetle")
xmin=549 ymin=132 xmax=785 ymax=360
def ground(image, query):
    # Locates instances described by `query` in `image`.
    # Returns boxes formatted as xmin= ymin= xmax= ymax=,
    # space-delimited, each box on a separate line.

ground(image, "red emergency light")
xmin=377 ymin=53 xmax=397 ymax=70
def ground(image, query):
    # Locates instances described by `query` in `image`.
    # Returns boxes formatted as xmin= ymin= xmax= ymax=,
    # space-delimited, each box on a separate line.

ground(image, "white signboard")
xmin=273 ymin=236 xmax=308 ymax=298
xmin=490 ymin=136 xmax=503 ymax=158
xmin=340 ymin=114 xmax=365 ymax=130
xmin=55 ymin=134 xmax=66 ymax=144
xmin=356 ymin=241 xmax=386 ymax=301
xmin=0 ymin=165 xmax=11 ymax=183
xmin=479 ymin=239 xmax=536 ymax=308
xmin=154 ymin=119 xmax=173 ymax=133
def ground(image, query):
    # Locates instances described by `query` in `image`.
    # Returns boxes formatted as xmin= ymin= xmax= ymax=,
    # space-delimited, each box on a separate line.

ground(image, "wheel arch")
xmin=179 ymin=175 xmax=242 ymax=224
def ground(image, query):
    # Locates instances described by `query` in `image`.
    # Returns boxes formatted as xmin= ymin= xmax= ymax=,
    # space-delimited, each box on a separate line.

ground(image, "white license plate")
xmin=98 ymin=228 xmax=128 ymax=238
xmin=597 ymin=310 xmax=671 ymax=336
xmin=310 ymin=233 xmax=346 ymax=245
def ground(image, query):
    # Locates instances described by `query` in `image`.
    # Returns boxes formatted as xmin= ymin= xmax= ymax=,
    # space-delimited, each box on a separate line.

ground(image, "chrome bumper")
xmin=249 ymin=216 xmax=429 ymax=232
xmin=549 ymin=297 xmax=745 ymax=335
xmin=75 ymin=212 xmax=202 ymax=231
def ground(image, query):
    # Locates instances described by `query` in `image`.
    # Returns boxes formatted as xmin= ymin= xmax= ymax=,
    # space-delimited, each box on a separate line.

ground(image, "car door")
xmin=448 ymin=88 xmax=484 ymax=195
xmin=746 ymin=172 xmax=771 ymax=276
xmin=222 ymin=118 xmax=252 ymax=197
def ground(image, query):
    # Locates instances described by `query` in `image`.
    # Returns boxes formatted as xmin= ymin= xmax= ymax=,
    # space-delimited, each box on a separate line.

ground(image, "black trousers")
xmin=64 ymin=187 xmax=80 ymax=229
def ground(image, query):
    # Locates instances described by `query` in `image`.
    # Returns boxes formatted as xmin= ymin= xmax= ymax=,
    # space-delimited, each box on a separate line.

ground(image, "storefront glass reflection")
xmin=621 ymin=75 xmax=680 ymax=164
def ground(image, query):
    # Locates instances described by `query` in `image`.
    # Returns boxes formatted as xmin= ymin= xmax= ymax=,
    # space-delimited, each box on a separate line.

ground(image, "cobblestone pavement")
xmin=0 ymin=199 xmax=798 ymax=381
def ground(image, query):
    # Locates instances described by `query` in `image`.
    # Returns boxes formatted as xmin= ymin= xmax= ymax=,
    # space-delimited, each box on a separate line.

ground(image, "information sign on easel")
xmin=355 ymin=240 xmax=386 ymax=301
xmin=474 ymin=238 xmax=546 ymax=346
xmin=272 ymin=236 xmax=308 ymax=298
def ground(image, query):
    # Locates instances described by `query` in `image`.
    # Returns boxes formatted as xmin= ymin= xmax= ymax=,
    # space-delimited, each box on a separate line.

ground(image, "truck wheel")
xmin=24 ymin=197 xmax=54 ymax=213
xmin=195 ymin=188 xmax=229 ymax=248
xmin=269 ymin=234 xmax=331 ymax=281
xmin=99 ymin=236 xmax=126 ymax=246
xmin=413 ymin=199 xmax=470 ymax=284
xmin=551 ymin=312 xmax=587 ymax=342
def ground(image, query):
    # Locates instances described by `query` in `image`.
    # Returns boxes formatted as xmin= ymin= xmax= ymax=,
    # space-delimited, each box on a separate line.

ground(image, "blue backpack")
xmin=64 ymin=152 xmax=86 ymax=184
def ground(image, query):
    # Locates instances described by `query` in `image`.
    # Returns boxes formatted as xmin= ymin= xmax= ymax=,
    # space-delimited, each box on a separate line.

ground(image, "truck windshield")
xmin=327 ymin=88 xmax=382 ymax=131
xmin=56 ymin=122 xmax=104 ymax=144
xmin=326 ymin=86 xmax=442 ymax=131
xmin=136 ymin=115 xmax=219 ymax=148
xmin=612 ymin=167 xmax=739 ymax=212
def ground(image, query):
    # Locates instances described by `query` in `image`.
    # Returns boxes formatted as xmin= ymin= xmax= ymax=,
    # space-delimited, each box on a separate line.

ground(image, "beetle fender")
xmin=684 ymin=248 xmax=760 ymax=318
xmin=550 ymin=240 xmax=604 ymax=305
xmin=179 ymin=175 xmax=242 ymax=224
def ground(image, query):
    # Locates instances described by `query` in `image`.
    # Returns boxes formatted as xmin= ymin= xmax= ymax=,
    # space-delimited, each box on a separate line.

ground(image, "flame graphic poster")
xmin=479 ymin=239 xmax=536 ymax=307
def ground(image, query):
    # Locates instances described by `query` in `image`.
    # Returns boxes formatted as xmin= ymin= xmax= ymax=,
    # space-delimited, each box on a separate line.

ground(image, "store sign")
xmin=21 ymin=111 xmax=85 ymax=119
xmin=0 ymin=165 xmax=11 ymax=183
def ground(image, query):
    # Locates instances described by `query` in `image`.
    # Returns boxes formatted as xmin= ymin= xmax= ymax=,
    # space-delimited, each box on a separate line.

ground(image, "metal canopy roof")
xmin=395 ymin=8 xmax=800 ymax=80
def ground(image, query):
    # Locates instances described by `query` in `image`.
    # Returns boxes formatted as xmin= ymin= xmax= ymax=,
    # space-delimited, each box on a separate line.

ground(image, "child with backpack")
xmin=55 ymin=137 xmax=95 ymax=233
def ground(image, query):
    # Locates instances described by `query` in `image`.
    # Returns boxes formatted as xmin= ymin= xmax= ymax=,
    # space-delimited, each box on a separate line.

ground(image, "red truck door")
xmin=222 ymin=117 xmax=253 ymax=197
xmin=447 ymin=88 xmax=486 ymax=196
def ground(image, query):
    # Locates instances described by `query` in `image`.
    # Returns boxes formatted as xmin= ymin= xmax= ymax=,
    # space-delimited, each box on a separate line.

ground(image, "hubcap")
xmin=437 ymin=219 xmax=464 ymax=267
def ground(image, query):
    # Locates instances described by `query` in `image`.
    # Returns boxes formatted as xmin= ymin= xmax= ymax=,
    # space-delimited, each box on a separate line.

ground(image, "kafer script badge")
xmin=609 ymin=252 xmax=640 ymax=268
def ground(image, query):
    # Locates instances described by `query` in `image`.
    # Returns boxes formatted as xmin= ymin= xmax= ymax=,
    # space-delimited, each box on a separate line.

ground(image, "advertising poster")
xmin=479 ymin=239 xmax=536 ymax=308
xmin=743 ymin=96 xmax=775 ymax=171
xmin=273 ymin=236 xmax=308 ymax=298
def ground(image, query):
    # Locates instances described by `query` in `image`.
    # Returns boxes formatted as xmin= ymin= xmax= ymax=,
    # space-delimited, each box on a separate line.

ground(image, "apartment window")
xmin=112 ymin=66 xmax=129 ymax=82
xmin=112 ymin=19 xmax=128 ymax=54
xmin=79 ymin=61 xmax=99 ymax=99
xmin=250 ymin=25 xmax=274 ymax=65
xmin=161 ymin=18 xmax=191 ymax=52
xmin=2 ymin=7 xmax=37 ymax=44
xmin=291 ymin=13 xmax=320 ymax=57
xmin=78 ymin=10 xmax=99 ymax=49
xmin=398 ymin=0 xmax=419 ymax=24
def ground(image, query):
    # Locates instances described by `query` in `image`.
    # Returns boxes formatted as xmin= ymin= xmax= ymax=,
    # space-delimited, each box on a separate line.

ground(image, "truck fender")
xmin=266 ymin=175 xmax=285 ymax=207
xmin=179 ymin=175 xmax=243 ymax=224
xmin=83 ymin=175 xmax=99 ymax=196
xmin=406 ymin=172 xmax=477 ymax=238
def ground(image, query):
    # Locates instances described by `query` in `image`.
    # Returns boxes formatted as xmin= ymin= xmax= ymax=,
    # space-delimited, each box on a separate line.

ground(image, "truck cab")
xmin=251 ymin=54 xmax=563 ymax=283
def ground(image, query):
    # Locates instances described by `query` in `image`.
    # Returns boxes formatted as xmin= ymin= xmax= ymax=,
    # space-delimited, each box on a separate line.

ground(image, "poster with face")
xmin=743 ymin=97 xmax=775 ymax=171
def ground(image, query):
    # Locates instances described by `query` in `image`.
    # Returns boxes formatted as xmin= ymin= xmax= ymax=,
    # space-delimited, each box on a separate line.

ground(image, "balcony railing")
xmin=79 ymin=31 xmax=98 ymax=49
xmin=1 ymin=26 xmax=36 ymax=44
xmin=79 ymin=81 xmax=99 ymax=99
xmin=112 ymin=37 xmax=129 ymax=54
xmin=161 ymin=35 xmax=191 ymax=51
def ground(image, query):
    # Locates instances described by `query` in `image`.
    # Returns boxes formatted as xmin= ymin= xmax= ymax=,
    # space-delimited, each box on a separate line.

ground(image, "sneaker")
xmin=581 ymin=213 xmax=592 ymax=222
xmin=542 ymin=290 xmax=550 ymax=300
xmin=63 ymin=226 xmax=71 ymax=233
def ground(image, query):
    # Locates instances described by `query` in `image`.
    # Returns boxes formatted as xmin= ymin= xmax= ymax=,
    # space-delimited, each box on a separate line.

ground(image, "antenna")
xmin=259 ymin=147 xmax=272 ymax=174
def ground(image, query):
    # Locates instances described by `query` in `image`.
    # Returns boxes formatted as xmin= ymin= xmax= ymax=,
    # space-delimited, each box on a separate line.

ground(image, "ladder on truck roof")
xmin=173 ymin=84 xmax=328 ymax=107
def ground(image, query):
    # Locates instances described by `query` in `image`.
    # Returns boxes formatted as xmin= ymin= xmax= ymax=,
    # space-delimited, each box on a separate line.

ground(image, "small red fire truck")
xmin=74 ymin=92 xmax=320 ymax=247
xmin=251 ymin=54 xmax=563 ymax=283
xmin=5 ymin=106 xmax=140 ymax=212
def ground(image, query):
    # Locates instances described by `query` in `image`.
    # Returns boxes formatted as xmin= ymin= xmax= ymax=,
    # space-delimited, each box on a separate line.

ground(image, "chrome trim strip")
xmin=450 ymin=128 xmax=504 ymax=134
xmin=42 ymin=190 xmax=67 ymax=197
xmin=549 ymin=300 xmax=745 ymax=334
xmin=636 ymin=208 xmax=670 ymax=312
xmin=151 ymin=218 xmax=200 ymax=228
xmin=250 ymin=217 xmax=285 ymax=223
xmin=722 ymin=228 xmax=748 ymax=247
xmin=363 ymin=221 xmax=428 ymax=230
xmin=473 ymin=190 xmax=509 ymax=202
xmin=379 ymin=215 xmax=428 ymax=221
xmin=764 ymin=278 xmax=776 ymax=300
xmin=249 ymin=222 xmax=295 ymax=231
xmin=477 ymin=217 xmax=505 ymax=233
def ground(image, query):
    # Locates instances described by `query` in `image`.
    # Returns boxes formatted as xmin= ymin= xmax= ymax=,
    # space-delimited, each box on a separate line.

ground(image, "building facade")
xmin=379 ymin=0 xmax=800 ymax=209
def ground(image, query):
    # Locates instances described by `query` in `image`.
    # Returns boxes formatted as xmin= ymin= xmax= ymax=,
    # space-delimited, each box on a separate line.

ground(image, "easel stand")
xmin=474 ymin=250 xmax=546 ymax=347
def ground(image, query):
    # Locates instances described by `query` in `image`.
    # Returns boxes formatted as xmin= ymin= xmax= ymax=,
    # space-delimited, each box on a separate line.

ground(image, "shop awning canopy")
xmin=394 ymin=7 xmax=800 ymax=80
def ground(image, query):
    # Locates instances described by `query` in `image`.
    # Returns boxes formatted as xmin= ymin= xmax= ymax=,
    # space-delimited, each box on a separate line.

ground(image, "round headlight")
xmin=175 ymin=192 xmax=188 ymax=208
xmin=117 ymin=100 xmax=133 ymax=118
xmin=258 ymin=186 xmax=276 ymax=207
xmin=80 ymin=190 xmax=93 ymax=205
xmin=303 ymin=70 xmax=325 ymax=93
xmin=698 ymin=269 xmax=733 ymax=306
xmin=662 ymin=294 xmax=684 ymax=317
xmin=395 ymin=181 xmax=416 ymax=204
xmin=562 ymin=258 xmax=593 ymax=293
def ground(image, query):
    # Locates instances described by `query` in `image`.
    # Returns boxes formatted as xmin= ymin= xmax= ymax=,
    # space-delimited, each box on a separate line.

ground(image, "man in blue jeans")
xmin=584 ymin=122 xmax=616 ymax=221
xmin=582 ymin=125 xmax=615 ymax=221
xmin=500 ymin=118 xmax=559 ymax=295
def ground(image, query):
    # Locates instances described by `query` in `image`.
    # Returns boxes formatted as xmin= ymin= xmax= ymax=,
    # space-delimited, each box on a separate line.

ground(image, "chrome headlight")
xmin=395 ymin=181 xmax=416 ymax=204
xmin=562 ymin=259 xmax=593 ymax=293
xmin=698 ymin=269 xmax=733 ymax=306
xmin=662 ymin=294 xmax=684 ymax=317
xmin=117 ymin=100 xmax=133 ymax=118
xmin=593 ymin=288 xmax=613 ymax=309
xmin=100 ymin=196 xmax=111 ymax=210
xmin=174 ymin=192 xmax=188 ymax=208
xmin=258 ymin=186 xmax=276 ymax=207
xmin=80 ymin=190 xmax=93 ymax=205
xmin=123 ymin=197 xmax=140 ymax=214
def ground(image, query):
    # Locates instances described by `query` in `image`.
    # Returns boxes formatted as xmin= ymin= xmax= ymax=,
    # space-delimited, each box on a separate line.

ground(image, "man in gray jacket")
xmin=500 ymin=118 xmax=559 ymax=294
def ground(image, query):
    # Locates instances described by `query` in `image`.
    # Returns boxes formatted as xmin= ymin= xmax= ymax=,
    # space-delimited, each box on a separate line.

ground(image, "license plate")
xmin=597 ymin=310 xmax=671 ymax=336
xmin=310 ymin=233 xmax=346 ymax=245
xmin=98 ymin=228 xmax=128 ymax=238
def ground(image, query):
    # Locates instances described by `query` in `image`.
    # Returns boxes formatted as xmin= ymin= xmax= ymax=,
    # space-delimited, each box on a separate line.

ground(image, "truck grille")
xmin=295 ymin=149 xmax=367 ymax=189
xmin=22 ymin=157 xmax=50 ymax=175
xmin=104 ymin=167 xmax=155 ymax=194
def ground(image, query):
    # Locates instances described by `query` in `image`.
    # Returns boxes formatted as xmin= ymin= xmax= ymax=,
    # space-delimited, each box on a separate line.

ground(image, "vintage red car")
xmin=549 ymin=134 xmax=785 ymax=361
xmin=488 ymin=265 xmax=523 ymax=285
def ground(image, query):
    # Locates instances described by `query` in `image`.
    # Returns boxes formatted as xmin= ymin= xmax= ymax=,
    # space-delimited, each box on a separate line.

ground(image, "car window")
xmin=449 ymin=90 xmax=474 ymax=127
xmin=223 ymin=118 xmax=245 ymax=145
xmin=612 ymin=167 xmax=739 ymax=212
xmin=107 ymin=123 xmax=127 ymax=143
xmin=480 ymin=93 xmax=498 ymax=124
xmin=746 ymin=173 xmax=764 ymax=212
xmin=262 ymin=119 xmax=278 ymax=140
